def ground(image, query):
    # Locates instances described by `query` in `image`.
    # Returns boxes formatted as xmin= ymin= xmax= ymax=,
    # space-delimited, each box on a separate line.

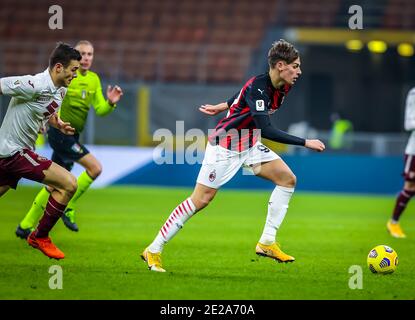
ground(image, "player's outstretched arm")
xmin=93 ymin=76 xmax=123 ymax=116
xmin=253 ymin=114 xmax=325 ymax=152
xmin=199 ymin=102 xmax=228 ymax=116
xmin=48 ymin=113 xmax=75 ymax=135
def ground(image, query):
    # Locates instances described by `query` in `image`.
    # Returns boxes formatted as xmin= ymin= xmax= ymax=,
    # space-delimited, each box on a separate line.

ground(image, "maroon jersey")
xmin=208 ymin=73 xmax=291 ymax=152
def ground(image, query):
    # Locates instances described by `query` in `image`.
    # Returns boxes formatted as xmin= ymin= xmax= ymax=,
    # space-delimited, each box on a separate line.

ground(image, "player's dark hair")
xmin=49 ymin=42 xmax=81 ymax=68
xmin=268 ymin=39 xmax=299 ymax=68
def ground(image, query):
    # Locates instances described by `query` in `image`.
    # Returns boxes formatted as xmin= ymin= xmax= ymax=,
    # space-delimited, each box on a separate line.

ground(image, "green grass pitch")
xmin=0 ymin=186 xmax=414 ymax=300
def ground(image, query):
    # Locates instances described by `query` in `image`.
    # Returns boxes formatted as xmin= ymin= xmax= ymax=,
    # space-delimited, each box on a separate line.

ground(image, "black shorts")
xmin=47 ymin=127 xmax=90 ymax=171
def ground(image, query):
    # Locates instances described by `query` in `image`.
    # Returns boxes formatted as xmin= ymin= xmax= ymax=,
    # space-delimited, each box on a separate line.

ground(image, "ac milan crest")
xmin=209 ymin=170 xmax=216 ymax=182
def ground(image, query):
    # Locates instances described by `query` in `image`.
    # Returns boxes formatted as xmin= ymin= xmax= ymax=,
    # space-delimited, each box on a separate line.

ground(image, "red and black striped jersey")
xmin=208 ymin=73 xmax=291 ymax=152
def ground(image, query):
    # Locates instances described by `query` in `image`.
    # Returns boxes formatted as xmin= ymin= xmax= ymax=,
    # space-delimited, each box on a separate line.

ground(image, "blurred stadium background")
xmin=1 ymin=0 xmax=414 ymax=193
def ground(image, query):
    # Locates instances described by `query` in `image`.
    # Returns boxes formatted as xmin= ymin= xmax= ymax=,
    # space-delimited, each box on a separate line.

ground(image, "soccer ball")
xmin=367 ymin=245 xmax=398 ymax=274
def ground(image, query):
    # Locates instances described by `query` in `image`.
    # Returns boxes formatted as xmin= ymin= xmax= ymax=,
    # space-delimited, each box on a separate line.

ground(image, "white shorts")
xmin=196 ymin=142 xmax=280 ymax=189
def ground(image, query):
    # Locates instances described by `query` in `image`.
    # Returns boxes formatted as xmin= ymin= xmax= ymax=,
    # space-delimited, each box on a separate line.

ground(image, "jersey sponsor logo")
xmin=28 ymin=80 xmax=34 ymax=88
xmin=256 ymin=100 xmax=265 ymax=111
xmin=37 ymin=95 xmax=51 ymax=103
xmin=209 ymin=169 xmax=216 ymax=182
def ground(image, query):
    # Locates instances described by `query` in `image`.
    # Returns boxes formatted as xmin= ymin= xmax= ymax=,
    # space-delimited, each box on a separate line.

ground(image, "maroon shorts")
xmin=403 ymin=154 xmax=415 ymax=182
xmin=0 ymin=149 xmax=52 ymax=189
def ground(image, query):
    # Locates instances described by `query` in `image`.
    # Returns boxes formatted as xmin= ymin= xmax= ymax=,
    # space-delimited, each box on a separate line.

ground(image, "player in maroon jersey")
xmin=387 ymin=87 xmax=415 ymax=238
xmin=0 ymin=43 xmax=81 ymax=259
xmin=141 ymin=39 xmax=325 ymax=272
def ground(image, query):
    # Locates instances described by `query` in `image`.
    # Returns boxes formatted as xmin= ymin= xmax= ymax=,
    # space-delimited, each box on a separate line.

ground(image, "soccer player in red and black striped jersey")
xmin=206 ymin=65 xmax=297 ymax=153
xmin=141 ymin=39 xmax=325 ymax=272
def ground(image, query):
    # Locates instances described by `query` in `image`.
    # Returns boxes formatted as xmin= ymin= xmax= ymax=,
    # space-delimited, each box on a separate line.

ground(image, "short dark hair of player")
xmin=49 ymin=42 xmax=82 ymax=69
xmin=268 ymin=39 xmax=299 ymax=68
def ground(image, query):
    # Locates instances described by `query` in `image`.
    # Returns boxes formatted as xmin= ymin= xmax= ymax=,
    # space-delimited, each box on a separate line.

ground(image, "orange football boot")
xmin=27 ymin=232 xmax=65 ymax=259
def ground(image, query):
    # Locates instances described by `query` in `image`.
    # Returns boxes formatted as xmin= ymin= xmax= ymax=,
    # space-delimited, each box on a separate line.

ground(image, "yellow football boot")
xmin=255 ymin=242 xmax=295 ymax=263
xmin=141 ymin=248 xmax=166 ymax=272
xmin=387 ymin=220 xmax=406 ymax=238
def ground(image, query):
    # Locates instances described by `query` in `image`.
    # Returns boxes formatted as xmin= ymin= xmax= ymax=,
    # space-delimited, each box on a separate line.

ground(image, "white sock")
xmin=259 ymin=185 xmax=294 ymax=245
xmin=148 ymin=198 xmax=197 ymax=253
